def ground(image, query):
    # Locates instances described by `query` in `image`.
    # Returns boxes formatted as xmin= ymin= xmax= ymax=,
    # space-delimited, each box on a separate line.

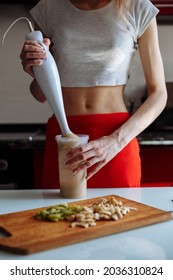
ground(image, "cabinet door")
xmin=152 ymin=1 xmax=173 ymax=14
xmin=140 ymin=146 xmax=173 ymax=187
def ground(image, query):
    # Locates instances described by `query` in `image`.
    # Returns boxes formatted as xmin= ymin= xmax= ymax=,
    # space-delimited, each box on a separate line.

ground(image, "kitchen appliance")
xmin=0 ymin=124 xmax=44 ymax=190
xmin=1 ymin=17 xmax=74 ymax=137
xmin=0 ymin=195 xmax=171 ymax=255
xmin=25 ymin=29 xmax=74 ymax=137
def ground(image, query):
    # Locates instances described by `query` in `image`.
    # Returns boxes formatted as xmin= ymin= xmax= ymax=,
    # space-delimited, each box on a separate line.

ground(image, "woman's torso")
xmin=62 ymin=1 xmax=127 ymax=116
xmin=62 ymin=85 xmax=127 ymax=116
xmin=31 ymin=0 xmax=137 ymax=115
xmin=31 ymin=0 xmax=158 ymax=116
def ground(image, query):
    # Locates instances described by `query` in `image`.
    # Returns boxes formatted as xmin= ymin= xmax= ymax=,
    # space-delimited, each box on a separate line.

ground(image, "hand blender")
xmin=25 ymin=28 xmax=76 ymax=138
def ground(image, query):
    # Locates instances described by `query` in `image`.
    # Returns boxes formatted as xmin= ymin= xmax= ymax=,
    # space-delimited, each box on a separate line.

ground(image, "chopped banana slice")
xmin=34 ymin=197 xmax=137 ymax=228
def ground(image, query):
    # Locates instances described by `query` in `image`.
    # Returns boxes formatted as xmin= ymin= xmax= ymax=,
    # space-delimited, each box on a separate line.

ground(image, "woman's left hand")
xmin=65 ymin=135 xmax=121 ymax=180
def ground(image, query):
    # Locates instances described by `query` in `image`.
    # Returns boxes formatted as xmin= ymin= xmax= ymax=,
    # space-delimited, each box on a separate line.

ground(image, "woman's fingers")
xmin=20 ymin=41 xmax=44 ymax=58
xmin=43 ymin=38 xmax=51 ymax=47
xmin=86 ymin=161 xmax=106 ymax=180
xmin=20 ymin=39 xmax=50 ymax=76
xmin=65 ymin=136 xmax=117 ymax=179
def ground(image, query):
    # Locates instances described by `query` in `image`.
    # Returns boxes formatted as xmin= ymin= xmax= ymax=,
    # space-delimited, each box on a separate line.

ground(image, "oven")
xmin=0 ymin=124 xmax=45 ymax=190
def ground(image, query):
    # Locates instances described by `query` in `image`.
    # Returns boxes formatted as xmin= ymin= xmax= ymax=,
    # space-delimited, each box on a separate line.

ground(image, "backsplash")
xmin=0 ymin=4 xmax=173 ymax=123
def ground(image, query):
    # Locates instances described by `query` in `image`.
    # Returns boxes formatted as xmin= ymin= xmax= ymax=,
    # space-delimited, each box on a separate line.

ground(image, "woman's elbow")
xmin=159 ymin=85 xmax=168 ymax=110
xmin=153 ymin=84 xmax=168 ymax=113
xmin=30 ymin=81 xmax=47 ymax=103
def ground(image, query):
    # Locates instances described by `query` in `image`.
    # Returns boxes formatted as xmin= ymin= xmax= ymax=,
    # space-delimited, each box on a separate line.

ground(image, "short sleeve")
xmin=134 ymin=0 xmax=159 ymax=40
xmin=30 ymin=0 xmax=49 ymax=36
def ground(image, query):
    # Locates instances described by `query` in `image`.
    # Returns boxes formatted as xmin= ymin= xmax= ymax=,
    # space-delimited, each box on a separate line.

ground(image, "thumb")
xmin=43 ymin=38 xmax=51 ymax=47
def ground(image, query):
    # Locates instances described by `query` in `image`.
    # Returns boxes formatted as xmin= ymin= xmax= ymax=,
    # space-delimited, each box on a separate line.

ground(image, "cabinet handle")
xmin=155 ymin=4 xmax=173 ymax=8
xmin=0 ymin=159 xmax=8 ymax=171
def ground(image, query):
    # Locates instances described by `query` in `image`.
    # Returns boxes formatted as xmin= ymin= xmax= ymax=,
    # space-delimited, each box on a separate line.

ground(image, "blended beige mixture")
xmin=56 ymin=135 xmax=88 ymax=198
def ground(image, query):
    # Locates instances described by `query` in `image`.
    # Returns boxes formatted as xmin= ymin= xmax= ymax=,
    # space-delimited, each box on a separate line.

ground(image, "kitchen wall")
xmin=124 ymin=24 xmax=173 ymax=109
xmin=0 ymin=4 xmax=52 ymax=124
xmin=0 ymin=4 xmax=173 ymax=123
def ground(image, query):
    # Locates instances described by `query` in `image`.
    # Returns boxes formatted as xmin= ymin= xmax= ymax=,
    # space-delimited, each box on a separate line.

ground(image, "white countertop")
xmin=0 ymin=188 xmax=173 ymax=260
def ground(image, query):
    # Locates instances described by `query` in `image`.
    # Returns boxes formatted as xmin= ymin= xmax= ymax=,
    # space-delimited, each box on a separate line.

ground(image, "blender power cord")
xmin=0 ymin=17 xmax=34 ymax=90
xmin=0 ymin=17 xmax=34 ymax=50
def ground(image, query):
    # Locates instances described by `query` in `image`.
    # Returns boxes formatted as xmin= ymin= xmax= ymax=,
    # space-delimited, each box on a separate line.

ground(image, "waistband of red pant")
xmin=51 ymin=112 xmax=130 ymax=124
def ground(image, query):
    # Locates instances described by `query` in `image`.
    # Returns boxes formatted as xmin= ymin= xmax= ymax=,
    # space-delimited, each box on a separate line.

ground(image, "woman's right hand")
xmin=20 ymin=38 xmax=51 ymax=77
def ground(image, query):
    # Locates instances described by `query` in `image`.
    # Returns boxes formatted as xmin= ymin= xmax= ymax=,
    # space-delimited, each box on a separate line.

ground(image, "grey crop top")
xmin=30 ymin=0 xmax=159 ymax=87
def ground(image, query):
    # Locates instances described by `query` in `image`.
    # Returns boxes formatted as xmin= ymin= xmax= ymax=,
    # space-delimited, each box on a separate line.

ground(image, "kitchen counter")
xmin=0 ymin=124 xmax=46 ymax=149
xmin=1 ymin=124 xmax=173 ymax=148
xmin=1 ymin=125 xmax=173 ymax=189
xmin=137 ymin=131 xmax=173 ymax=145
xmin=0 ymin=187 xmax=173 ymax=260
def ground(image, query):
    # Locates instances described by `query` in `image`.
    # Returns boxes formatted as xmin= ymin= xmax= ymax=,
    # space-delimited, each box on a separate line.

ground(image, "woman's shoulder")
xmin=126 ymin=0 xmax=159 ymax=40
xmin=131 ymin=0 xmax=159 ymax=14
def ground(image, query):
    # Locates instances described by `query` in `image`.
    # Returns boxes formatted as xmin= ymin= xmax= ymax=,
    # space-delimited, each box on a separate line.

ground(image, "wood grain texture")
xmin=0 ymin=195 xmax=172 ymax=255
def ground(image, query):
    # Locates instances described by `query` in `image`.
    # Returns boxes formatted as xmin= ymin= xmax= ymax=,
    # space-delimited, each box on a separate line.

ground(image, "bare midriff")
xmin=62 ymin=85 xmax=127 ymax=116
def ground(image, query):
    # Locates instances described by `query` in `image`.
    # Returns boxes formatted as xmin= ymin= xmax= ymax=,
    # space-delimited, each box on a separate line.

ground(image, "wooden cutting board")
xmin=0 ymin=195 xmax=172 ymax=255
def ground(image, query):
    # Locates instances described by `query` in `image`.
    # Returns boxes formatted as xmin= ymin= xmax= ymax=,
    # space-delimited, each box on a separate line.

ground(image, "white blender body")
xmin=25 ymin=30 xmax=73 ymax=137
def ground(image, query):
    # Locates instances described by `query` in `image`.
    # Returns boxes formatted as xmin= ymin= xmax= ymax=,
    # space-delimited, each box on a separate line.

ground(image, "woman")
xmin=20 ymin=0 xmax=167 ymax=188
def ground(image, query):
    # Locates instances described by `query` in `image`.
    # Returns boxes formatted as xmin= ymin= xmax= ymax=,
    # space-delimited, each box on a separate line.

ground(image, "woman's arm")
xmin=30 ymin=78 xmax=47 ymax=103
xmin=65 ymin=17 xmax=167 ymax=179
xmin=112 ymin=17 xmax=167 ymax=148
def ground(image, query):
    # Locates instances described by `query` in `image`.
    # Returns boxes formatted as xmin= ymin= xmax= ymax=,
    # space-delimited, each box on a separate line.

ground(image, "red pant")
xmin=41 ymin=113 xmax=141 ymax=188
